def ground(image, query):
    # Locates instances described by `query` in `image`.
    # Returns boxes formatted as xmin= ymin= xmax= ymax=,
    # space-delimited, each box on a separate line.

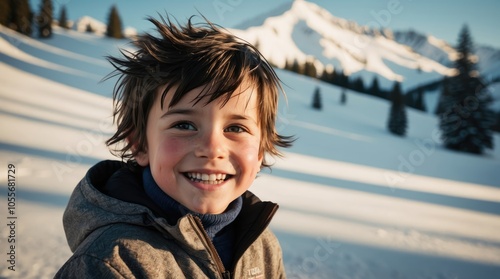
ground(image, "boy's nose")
xmin=194 ymin=130 xmax=227 ymax=159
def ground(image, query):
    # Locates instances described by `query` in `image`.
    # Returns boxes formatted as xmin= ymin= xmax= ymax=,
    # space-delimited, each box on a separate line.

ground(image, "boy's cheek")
xmin=238 ymin=144 xmax=262 ymax=169
xmin=161 ymin=138 xmax=186 ymax=154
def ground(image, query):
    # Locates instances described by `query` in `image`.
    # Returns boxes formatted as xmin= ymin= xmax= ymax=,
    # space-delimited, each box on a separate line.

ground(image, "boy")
xmin=55 ymin=15 xmax=293 ymax=278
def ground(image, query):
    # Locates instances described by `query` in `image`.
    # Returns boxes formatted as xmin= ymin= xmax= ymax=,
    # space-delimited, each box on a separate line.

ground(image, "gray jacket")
xmin=54 ymin=160 xmax=286 ymax=278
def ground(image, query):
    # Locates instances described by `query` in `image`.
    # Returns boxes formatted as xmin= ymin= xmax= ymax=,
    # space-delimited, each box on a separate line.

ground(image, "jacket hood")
xmin=63 ymin=160 xmax=159 ymax=251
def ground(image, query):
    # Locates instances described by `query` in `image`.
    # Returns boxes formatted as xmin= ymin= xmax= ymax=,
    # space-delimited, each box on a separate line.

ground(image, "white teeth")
xmin=186 ymin=172 xmax=229 ymax=183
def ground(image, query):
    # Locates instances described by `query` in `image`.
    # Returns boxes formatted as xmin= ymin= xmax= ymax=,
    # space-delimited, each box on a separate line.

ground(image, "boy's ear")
xmin=134 ymin=150 xmax=149 ymax=167
xmin=257 ymin=151 xmax=264 ymax=169
xmin=129 ymin=137 xmax=149 ymax=166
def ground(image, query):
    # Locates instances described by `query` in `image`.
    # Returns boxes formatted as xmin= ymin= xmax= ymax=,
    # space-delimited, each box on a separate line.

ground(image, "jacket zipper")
xmin=191 ymin=215 xmax=230 ymax=278
xmin=231 ymin=203 xmax=279 ymax=268
xmin=146 ymin=214 xmax=230 ymax=278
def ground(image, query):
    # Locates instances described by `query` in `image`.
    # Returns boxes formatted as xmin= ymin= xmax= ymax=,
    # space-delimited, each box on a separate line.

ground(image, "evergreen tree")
xmin=0 ymin=0 xmax=11 ymax=26
xmin=291 ymin=59 xmax=304 ymax=75
xmin=304 ymin=59 xmax=317 ymax=78
xmin=85 ymin=23 xmax=94 ymax=33
xmin=319 ymin=69 xmax=328 ymax=83
xmin=413 ymin=88 xmax=426 ymax=112
xmin=290 ymin=59 xmax=299 ymax=73
xmin=350 ymin=76 xmax=365 ymax=93
xmin=320 ymin=67 xmax=336 ymax=85
xmin=340 ymin=89 xmax=347 ymax=105
xmin=37 ymin=0 xmax=53 ymax=38
xmin=58 ymin=5 xmax=69 ymax=29
xmin=387 ymin=82 xmax=407 ymax=136
xmin=283 ymin=59 xmax=290 ymax=71
xmin=312 ymin=86 xmax=322 ymax=110
xmin=106 ymin=5 xmax=123 ymax=39
xmin=369 ymin=76 xmax=381 ymax=98
xmin=438 ymin=25 xmax=494 ymax=154
xmin=492 ymin=112 xmax=500 ymax=132
xmin=435 ymin=77 xmax=451 ymax=115
xmin=10 ymin=0 xmax=33 ymax=36
xmin=336 ymin=70 xmax=349 ymax=88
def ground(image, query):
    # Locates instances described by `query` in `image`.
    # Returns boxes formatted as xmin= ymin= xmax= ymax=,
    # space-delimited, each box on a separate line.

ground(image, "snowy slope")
xmin=1 ymin=22 xmax=500 ymax=279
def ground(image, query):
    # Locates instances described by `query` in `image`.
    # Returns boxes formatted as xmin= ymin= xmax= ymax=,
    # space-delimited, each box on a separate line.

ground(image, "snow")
xmin=1 ymin=15 xmax=500 ymax=279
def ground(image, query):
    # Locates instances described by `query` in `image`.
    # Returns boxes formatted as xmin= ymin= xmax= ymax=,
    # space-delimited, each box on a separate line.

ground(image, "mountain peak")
xmin=230 ymin=0 xmax=457 ymax=89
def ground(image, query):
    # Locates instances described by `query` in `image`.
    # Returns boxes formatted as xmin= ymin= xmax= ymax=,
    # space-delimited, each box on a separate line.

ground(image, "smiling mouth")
xmin=183 ymin=172 xmax=234 ymax=184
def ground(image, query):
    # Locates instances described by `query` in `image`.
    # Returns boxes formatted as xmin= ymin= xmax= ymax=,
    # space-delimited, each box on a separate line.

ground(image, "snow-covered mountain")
xmin=230 ymin=0 xmax=500 ymax=90
xmin=394 ymin=29 xmax=500 ymax=82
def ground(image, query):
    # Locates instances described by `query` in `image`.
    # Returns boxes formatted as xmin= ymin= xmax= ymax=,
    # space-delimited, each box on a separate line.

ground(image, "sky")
xmin=34 ymin=0 xmax=500 ymax=49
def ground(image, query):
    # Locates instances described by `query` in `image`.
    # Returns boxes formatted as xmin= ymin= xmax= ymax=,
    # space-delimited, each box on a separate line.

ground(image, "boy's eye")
xmin=225 ymin=125 xmax=246 ymax=133
xmin=172 ymin=122 xmax=196 ymax=131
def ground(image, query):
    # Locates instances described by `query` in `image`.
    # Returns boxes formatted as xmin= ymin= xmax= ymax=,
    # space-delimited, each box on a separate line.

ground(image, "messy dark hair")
xmin=105 ymin=15 xmax=293 ymax=168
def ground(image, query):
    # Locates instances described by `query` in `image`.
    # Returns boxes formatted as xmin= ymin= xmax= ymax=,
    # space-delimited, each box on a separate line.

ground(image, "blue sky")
xmin=37 ymin=0 xmax=500 ymax=48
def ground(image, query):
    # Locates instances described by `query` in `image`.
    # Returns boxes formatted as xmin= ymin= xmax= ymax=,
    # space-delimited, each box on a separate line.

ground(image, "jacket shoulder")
xmin=56 ymin=223 xmax=170 ymax=278
xmin=56 ymin=222 xmax=221 ymax=278
xmin=235 ymin=228 xmax=286 ymax=278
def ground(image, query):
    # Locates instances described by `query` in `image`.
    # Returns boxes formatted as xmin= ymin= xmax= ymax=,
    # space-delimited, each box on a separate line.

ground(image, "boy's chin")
xmin=186 ymin=201 xmax=230 ymax=215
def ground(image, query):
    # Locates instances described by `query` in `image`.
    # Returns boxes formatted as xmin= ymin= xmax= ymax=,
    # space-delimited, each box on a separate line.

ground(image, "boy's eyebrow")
xmin=161 ymin=108 xmax=258 ymax=125
xmin=229 ymin=114 xmax=259 ymax=125
xmin=161 ymin=108 xmax=196 ymax=118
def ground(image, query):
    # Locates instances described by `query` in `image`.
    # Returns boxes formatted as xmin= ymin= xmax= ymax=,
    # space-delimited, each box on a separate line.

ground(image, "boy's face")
xmin=135 ymin=82 xmax=263 ymax=214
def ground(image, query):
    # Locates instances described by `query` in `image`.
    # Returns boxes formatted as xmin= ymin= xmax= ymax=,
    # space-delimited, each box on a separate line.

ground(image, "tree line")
xmin=283 ymin=57 xmax=426 ymax=112
xmin=0 ymin=0 xmax=124 ymax=39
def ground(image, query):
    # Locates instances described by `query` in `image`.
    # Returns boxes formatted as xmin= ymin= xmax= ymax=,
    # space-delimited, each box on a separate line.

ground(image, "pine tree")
xmin=369 ymin=76 xmax=381 ymax=98
xmin=37 ymin=0 xmax=53 ymax=38
xmin=10 ymin=0 xmax=33 ymax=36
xmin=106 ymin=5 xmax=123 ymax=39
xmin=304 ymin=59 xmax=317 ymax=78
xmin=435 ymin=77 xmax=451 ymax=115
xmin=85 ymin=23 xmax=94 ymax=33
xmin=492 ymin=112 xmax=500 ymax=132
xmin=291 ymin=59 xmax=304 ymax=75
xmin=284 ymin=59 xmax=291 ymax=71
xmin=340 ymin=89 xmax=347 ymax=105
xmin=438 ymin=25 xmax=494 ymax=154
xmin=413 ymin=88 xmax=426 ymax=112
xmin=337 ymin=71 xmax=349 ymax=88
xmin=320 ymin=67 xmax=336 ymax=85
xmin=58 ymin=5 xmax=69 ymax=29
xmin=387 ymin=82 xmax=407 ymax=136
xmin=350 ymin=76 xmax=365 ymax=93
xmin=312 ymin=86 xmax=322 ymax=110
